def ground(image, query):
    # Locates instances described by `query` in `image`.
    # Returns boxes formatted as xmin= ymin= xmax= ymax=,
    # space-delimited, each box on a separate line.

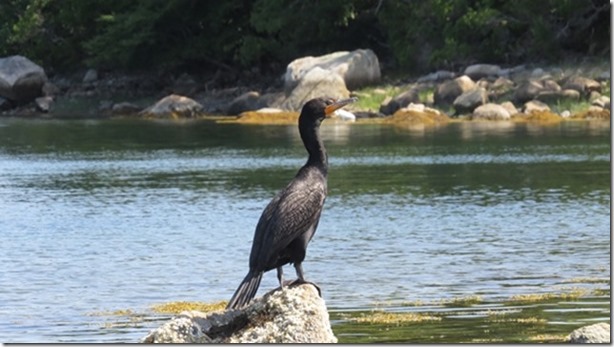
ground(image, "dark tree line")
xmin=0 ymin=0 xmax=609 ymax=75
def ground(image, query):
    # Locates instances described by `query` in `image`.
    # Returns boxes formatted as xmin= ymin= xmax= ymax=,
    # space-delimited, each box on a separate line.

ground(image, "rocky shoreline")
xmin=0 ymin=51 xmax=610 ymax=123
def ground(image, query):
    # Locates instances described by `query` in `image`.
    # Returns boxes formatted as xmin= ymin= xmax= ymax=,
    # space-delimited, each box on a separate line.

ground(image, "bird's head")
xmin=300 ymin=97 xmax=358 ymax=124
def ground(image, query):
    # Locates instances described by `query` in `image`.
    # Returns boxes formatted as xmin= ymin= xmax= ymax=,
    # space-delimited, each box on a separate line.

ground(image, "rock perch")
xmin=141 ymin=284 xmax=337 ymax=343
xmin=567 ymin=322 xmax=610 ymax=343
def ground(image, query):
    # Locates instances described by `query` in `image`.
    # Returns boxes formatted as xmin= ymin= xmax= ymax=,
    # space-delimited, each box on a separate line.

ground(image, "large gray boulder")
xmin=490 ymin=77 xmax=515 ymax=92
xmin=523 ymin=100 xmax=550 ymax=114
xmin=226 ymin=91 xmax=263 ymax=115
xmin=379 ymin=87 xmax=420 ymax=115
xmin=567 ymin=322 xmax=610 ymax=343
xmin=141 ymin=284 xmax=337 ymax=343
xmin=434 ymin=75 xmax=476 ymax=106
xmin=112 ymin=102 xmax=142 ymax=116
xmin=563 ymin=76 xmax=602 ymax=95
xmin=453 ymin=87 xmax=488 ymax=114
xmin=0 ymin=96 xmax=12 ymax=111
xmin=591 ymin=95 xmax=610 ymax=109
xmin=417 ymin=70 xmax=455 ymax=83
xmin=536 ymin=89 xmax=580 ymax=103
xmin=281 ymin=67 xmax=350 ymax=111
xmin=139 ymin=94 xmax=203 ymax=119
xmin=35 ymin=96 xmax=54 ymax=113
xmin=284 ymin=49 xmax=380 ymax=91
xmin=471 ymin=103 xmax=511 ymax=120
xmin=514 ymin=80 xmax=543 ymax=103
xmin=82 ymin=68 xmax=98 ymax=84
xmin=463 ymin=64 xmax=501 ymax=80
xmin=0 ymin=55 xmax=48 ymax=103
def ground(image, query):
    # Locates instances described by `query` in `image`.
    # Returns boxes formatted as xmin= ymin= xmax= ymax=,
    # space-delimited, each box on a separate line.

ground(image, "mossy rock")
xmin=516 ymin=111 xmax=563 ymax=123
xmin=234 ymin=111 xmax=299 ymax=124
xmin=571 ymin=108 xmax=610 ymax=120
xmin=350 ymin=311 xmax=442 ymax=325
xmin=150 ymin=300 xmax=227 ymax=314
xmin=385 ymin=109 xmax=450 ymax=126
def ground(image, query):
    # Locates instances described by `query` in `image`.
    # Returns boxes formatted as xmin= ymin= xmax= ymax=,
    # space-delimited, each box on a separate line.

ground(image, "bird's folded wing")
xmin=254 ymin=181 xmax=326 ymax=266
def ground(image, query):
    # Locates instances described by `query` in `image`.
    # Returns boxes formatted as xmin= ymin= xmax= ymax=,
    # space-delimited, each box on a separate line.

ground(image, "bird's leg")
xmin=278 ymin=266 xmax=296 ymax=288
xmin=295 ymin=262 xmax=306 ymax=282
xmin=277 ymin=266 xmax=284 ymax=289
xmin=292 ymin=263 xmax=322 ymax=297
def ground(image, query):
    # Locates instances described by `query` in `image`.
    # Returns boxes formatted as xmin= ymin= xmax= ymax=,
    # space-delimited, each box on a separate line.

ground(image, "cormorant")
xmin=226 ymin=97 xmax=357 ymax=310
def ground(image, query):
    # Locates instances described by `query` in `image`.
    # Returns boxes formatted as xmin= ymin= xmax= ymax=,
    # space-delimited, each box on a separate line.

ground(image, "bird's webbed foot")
xmin=288 ymin=278 xmax=322 ymax=297
xmin=291 ymin=263 xmax=322 ymax=297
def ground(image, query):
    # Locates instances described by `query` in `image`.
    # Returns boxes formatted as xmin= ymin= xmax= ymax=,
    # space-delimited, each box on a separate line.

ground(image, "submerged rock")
xmin=142 ymin=284 xmax=336 ymax=343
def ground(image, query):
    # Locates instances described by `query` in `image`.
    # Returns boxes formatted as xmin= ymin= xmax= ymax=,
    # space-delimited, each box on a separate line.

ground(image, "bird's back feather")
xmin=249 ymin=166 xmax=327 ymax=271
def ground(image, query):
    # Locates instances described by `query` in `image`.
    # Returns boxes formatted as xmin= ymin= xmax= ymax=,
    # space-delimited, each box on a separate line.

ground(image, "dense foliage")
xmin=0 ymin=0 xmax=609 ymax=74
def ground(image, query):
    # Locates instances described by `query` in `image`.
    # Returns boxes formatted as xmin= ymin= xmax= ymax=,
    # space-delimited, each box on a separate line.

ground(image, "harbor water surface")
xmin=0 ymin=118 xmax=610 ymax=342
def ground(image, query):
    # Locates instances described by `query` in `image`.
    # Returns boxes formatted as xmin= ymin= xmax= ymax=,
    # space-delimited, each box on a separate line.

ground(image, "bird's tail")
xmin=226 ymin=270 xmax=263 ymax=310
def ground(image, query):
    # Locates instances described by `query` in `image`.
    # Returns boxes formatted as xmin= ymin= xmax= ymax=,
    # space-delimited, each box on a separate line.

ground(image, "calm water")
xmin=0 ymin=118 xmax=610 ymax=342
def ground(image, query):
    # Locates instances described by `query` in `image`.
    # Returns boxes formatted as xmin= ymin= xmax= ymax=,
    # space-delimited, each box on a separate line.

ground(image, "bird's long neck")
xmin=299 ymin=118 xmax=328 ymax=173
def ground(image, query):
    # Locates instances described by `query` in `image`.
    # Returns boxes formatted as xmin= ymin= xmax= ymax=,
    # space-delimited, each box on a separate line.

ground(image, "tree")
xmin=0 ymin=0 xmax=608 ymax=74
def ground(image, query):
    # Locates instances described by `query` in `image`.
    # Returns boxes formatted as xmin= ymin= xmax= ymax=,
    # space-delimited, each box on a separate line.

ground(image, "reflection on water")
xmin=0 ymin=118 xmax=609 ymax=342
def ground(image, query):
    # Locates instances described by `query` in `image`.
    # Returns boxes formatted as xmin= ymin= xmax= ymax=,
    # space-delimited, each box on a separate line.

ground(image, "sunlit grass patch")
xmin=350 ymin=311 xmax=442 ymax=325
xmin=602 ymin=79 xmax=611 ymax=96
xmin=471 ymin=337 xmax=504 ymax=343
xmin=352 ymin=85 xmax=402 ymax=111
xmin=488 ymin=317 xmax=547 ymax=325
xmin=88 ymin=308 xmax=148 ymax=330
xmin=509 ymin=289 xmax=587 ymax=303
xmin=563 ymin=277 xmax=610 ymax=284
xmin=399 ymin=299 xmax=427 ymax=307
xmin=394 ymin=296 xmax=482 ymax=308
xmin=549 ymin=99 xmax=592 ymax=115
xmin=418 ymin=86 xmax=436 ymax=104
xmin=485 ymin=308 xmax=523 ymax=316
xmin=592 ymin=288 xmax=610 ymax=296
xmin=150 ymin=300 xmax=228 ymax=314
xmin=440 ymin=295 xmax=483 ymax=307
xmin=528 ymin=334 xmax=568 ymax=342
xmin=87 ymin=309 xmax=136 ymax=316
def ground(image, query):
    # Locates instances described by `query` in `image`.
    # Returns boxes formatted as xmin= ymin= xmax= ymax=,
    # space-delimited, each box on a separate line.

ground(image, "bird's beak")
xmin=324 ymin=97 xmax=358 ymax=117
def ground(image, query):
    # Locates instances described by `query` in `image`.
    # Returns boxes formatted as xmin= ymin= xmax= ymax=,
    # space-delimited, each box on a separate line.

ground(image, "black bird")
xmin=226 ymin=97 xmax=357 ymax=310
